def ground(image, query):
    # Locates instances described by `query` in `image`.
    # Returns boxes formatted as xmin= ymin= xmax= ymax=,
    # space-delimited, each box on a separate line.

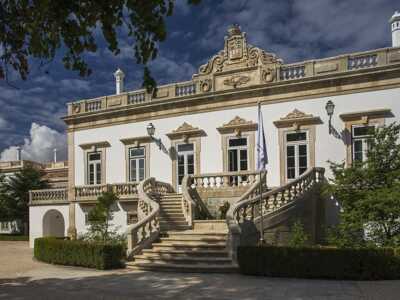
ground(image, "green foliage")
xmin=0 ymin=166 xmax=48 ymax=232
xmin=288 ymin=220 xmax=309 ymax=247
xmin=83 ymin=191 xmax=125 ymax=246
xmin=34 ymin=237 xmax=124 ymax=270
xmin=0 ymin=234 xmax=29 ymax=241
xmin=218 ymin=201 xmax=230 ymax=219
xmin=0 ymin=0 xmax=201 ymax=90
xmin=325 ymin=123 xmax=400 ymax=247
xmin=237 ymin=246 xmax=400 ymax=280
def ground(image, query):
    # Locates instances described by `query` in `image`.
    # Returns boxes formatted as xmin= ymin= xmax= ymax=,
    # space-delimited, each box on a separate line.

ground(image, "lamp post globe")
xmin=147 ymin=123 xmax=155 ymax=137
xmin=325 ymin=100 xmax=335 ymax=117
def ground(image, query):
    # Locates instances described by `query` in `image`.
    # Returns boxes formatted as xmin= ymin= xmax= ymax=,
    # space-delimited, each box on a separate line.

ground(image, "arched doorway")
xmin=42 ymin=209 xmax=65 ymax=237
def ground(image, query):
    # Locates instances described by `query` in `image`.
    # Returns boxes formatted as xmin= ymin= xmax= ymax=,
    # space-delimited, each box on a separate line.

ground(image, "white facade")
xmin=390 ymin=11 xmax=400 ymax=48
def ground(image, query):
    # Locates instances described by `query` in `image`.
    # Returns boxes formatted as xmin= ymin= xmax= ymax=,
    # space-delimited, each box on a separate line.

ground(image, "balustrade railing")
xmin=29 ymin=188 xmax=68 ymax=204
xmin=190 ymin=171 xmax=260 ymax=190
xmin=280 ymin=65 xmax=306 ymax=80
xmin=128 ymin=92 xmax=146 ymax=105
xmin=85 ymin=98 xmax=103 ymax=112
xmin=175 ymin=82 xmax=196 ymax=97
xmin=226 ymin=167 xmax=324 ymax=261
xmin=126 ymin=178 xmax=174 ymax=257
xmin=348 ymin=54 xmax=378 ymax=70
xmin=75 ymin=183 xmax=138 ymax=201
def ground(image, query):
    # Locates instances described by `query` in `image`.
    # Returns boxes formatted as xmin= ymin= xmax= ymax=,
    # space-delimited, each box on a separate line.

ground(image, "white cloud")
xmin=0 ymin=117 xmax=8 ymax=130
xmin=0 ymin=123 xmax=67 ymax=163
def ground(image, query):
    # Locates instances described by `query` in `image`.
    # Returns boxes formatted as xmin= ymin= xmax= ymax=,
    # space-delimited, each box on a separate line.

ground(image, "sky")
xmin=0 ymin=0 xmax=398 ymax=162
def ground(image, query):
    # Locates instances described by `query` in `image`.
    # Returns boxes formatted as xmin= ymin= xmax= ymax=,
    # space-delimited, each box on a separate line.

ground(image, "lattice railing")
xmin=126 ymin=178 xmax=174 ymax=257
xmin=226 ymin=167 xmax=324 ymax=261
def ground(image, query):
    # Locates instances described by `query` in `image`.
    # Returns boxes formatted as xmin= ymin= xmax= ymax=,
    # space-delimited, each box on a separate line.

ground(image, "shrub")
xmin=34 ymin=237 xmax=124 ymax=270
xmin=0 ymin=234 xmax=29 ymax=241
xmin=288 ymin=220 xmax=309 ymax=247
xmin=238 ymin=246 xmax=400 ymax=280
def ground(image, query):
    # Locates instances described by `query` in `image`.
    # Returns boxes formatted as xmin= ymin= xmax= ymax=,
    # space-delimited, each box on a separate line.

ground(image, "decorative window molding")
xmin=218 ymin=116 xmax=257 ymax=172
xmin=120 ymin=136 xmax=152 ymax=183
xmin=274 ymin=109 xmax=321 ymax=185
xmin=167 ymin=123 xmax=205 ymax=189
xmin=81 ymin=142 xmax=109 ymax=185
xmin=340 ymin=108 xmax=393 ymax=166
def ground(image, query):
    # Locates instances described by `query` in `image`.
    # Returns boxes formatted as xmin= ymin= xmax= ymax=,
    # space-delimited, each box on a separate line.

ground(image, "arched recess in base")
xmin=42 ymin=209 xmax=65 ymax=237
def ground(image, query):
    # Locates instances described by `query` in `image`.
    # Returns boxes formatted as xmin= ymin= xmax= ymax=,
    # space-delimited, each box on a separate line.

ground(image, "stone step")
xmin=134 ymin=254 xmax=232 ymax=265
xmin=160 ymin=204 xmax=182 ymax=208
xmin=159 ymin=225 xmax=191 ymax=232
xmin=157 ymin=240 xmax=227 ymax=247
xmin=126 ymin=261 xmax=238 ymax=273
xmin=159 ymin=220 xmax=188 ymax=225
xmin=160 ymin=208 xmax=182 ymax=212
xmin=159 ymin=212 xmax=185 ymax=218
xmin=167 ymin=230 xmax=228 ymax=236
xmin=160 ymin=236 xmax=227 ymax=243
xmin=142 ymin=248 xmax=229 ymax=257
xmin=151 ymin=243 xmax=226 ymax=251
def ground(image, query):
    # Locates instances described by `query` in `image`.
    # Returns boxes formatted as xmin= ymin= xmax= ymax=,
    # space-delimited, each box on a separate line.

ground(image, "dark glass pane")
xmin=96 ymin=163 xmax=101 ymax=184
xmin=299 ymin=144 xmax=307 ymax=156
xmin=286 ymin=132 xmax=307 ymax=142
xmin=299 ymin=167 xmax=307 ymax=175
xmin=240 ymin=160 xmax=248 ymax=171
xmin=89 ymin=164 xmax=94 ymax=184
xmin=187 ymin=165 xmax=194 ymax=175
xmin=354 ymin=140 xmax=363 ymax=152
xmin=130 ymin=160 xmax=136 ymax=181
xmin=354 ymin=151 xmax=363 ymax=162
xmin=228 ymin=150 xmax=238 ymax=171
xmin=287 ymin=157 xmax=295 ymax=168
xmin=177 ymin=143 xmax=194 ymax=152
xmin=287 ymin=145 xmax=295 ymax=156
xmin=187 ymin=154 xmax=194 ymax=165
xmin=229 ymin=138 xmax=247 ymax=147
xmin=89 ymin=152 xmax=101 ymax=161
xmin=287 ymin=168 xmax=295 ymax=179
xmin=240 ymin=149 xmax=247 ymax=160
xmin=178 ymin=166 xmax=185 ymax=174
xmin=299 ymin=156 xmax=307 ymax=168
xmin=129 ymin=147 xmax=145 ymax=157
xmin=178 ymin=155 xmax=184 ymax=165
xmin=353 ymin=126 xmax=374 ymax=137
xmin=139 ymin=159 xmax=145 ymax=180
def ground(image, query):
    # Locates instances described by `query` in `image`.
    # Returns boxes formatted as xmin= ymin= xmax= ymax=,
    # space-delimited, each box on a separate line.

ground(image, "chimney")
xmin=114 ymin=68 xmax=125 ymax=95
xmin=53 ymin=148 xmax=57 ymax=163
xmin=390 ymin=11 xmax=400 ymax=48
xmin=16 ymin=146 xmax=22 ymax=161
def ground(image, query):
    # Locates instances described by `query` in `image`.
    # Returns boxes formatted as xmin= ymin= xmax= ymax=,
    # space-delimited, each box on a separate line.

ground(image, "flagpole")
xmin=258 ymin=101 xmax=264 ymax=245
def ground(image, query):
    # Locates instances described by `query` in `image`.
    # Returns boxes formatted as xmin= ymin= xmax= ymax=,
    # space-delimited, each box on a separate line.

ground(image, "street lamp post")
xmin=146 ymin=122 xmax=162 ymax=150
xmin=325 ymin=100 xmax=335 ymax=135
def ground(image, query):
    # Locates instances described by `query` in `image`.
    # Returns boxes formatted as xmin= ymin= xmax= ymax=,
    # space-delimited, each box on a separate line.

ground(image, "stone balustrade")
xmin=126 ymin=178 xmax=174 ymax=257
xmin=75 ymin=183 xmax=138 ymax=202
xmin=190 ymin=170 xmax=261 ymax=190
xmin=67 ymin=47 xmax=400 ymax=117
xmin=29 ymin=188 xmax=68 ymax=205
xmin=175 ymin=82 xmax=197 ymax=97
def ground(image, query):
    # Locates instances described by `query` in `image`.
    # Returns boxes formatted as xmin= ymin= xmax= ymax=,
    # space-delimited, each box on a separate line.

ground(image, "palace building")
xmin=29 ymin=13 xmax=400 ymax=271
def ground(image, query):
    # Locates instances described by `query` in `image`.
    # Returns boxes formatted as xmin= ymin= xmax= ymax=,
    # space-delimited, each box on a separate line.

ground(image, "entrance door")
xmin=177 ymin=143 xmax=195 ymax=190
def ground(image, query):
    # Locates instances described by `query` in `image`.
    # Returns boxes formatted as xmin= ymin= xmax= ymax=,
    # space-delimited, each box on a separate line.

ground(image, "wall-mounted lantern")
xmin=325 ymin=100 xmax=335 ymax=135
xmin=147 ymin=122 xmax=163 ymax=150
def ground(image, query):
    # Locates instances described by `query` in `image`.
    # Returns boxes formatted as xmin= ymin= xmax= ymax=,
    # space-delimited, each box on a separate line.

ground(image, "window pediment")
xmin=166 ymin=122 xmax=206 ymax=141
xmin=79 ymin=141 xmax=110 ymax=150
xmin=273 ymin=109 xmax=322 ymax=129
xmin=217 ymin=116 xmax=258 ymax=135
xmin=339 ymin=108 xmax=393 ymax=123
xmin=120 ymin=136 xmax=152 ymax=146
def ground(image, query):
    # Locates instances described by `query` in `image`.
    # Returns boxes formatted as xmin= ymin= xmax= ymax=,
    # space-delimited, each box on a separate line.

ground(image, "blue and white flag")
xmin=257 ymin=102 xmax=268 ymax=170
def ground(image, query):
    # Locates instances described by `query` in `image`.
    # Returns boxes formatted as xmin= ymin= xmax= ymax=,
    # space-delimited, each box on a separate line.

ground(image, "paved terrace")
xmin=1 ymin=241 xmax=399 ymax=300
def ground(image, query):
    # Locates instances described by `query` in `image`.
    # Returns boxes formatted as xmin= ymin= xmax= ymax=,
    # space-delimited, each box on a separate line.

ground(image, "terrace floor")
xmin=1 ymin=241 xmax=399 ymax=300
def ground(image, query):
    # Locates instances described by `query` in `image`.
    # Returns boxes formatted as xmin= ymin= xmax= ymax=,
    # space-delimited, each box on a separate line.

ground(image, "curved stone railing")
xmin=75 ymin=183 xmax=138 ymax=201
xmin=126 ymin=178 xmax=174 ymax=257
xmin=226 ymin=167 xmax=324 ymax=261
xmin=29 ymin=188 xmax=68 ymax=205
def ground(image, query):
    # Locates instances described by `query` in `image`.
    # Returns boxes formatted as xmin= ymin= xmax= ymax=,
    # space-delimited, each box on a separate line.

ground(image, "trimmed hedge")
xmin=34 ymin=237 xmax=124 ymax=270
xmin=238 ymin=246 xmax=400 ymax=280
xmin=0 ymin=234 xmax=29 ymax=241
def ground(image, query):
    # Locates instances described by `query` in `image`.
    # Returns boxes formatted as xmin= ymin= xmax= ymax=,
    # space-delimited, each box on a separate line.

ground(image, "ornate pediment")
xmin=167 ymin=122 xmax=206 ymax=141
xmin=194 ymin=24 xmax=282 ymax=77
xmin=273 ymin=109 xmax=322 ymax=129
xmin=217 ymin=116 xmax=258 ymax=135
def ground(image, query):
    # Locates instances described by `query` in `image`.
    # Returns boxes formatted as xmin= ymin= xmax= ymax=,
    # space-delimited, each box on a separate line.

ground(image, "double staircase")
xmin=127 ymin=192 xmax=237 ymax=273
xmin=126 ymin=168 xmax=325 ymax=273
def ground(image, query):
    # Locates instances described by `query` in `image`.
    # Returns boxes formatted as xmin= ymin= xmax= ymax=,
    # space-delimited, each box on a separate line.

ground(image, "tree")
xmin=86 ymin=191 xmax=120 ymax=243
xmin=0 ymin=0 xmax=201 ymax=91
xmin=326 ymin=123 xmax=400 ymax=247
xmin=0 ymin=166 xmax=49 ymax=233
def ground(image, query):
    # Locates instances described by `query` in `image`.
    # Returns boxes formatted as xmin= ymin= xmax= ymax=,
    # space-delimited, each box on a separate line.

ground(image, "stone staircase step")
xmin=160 ymin=236 xmax=227 ymax=243
xmin=151 ymin=243 xmax=226 ymax=251
xmin=126 ymin=261 xmax=238 ymax=273
xmin=141 ymin=248 xmax=229 ymax=257
xmin=134 ymin=254 xmax=232 ymax=265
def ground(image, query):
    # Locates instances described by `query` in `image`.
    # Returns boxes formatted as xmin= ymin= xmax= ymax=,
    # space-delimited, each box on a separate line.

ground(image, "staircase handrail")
xmin=181 ymin=175 xmax=213 ymax=226
xmin=126 ymin=177 xmax=174 ymax=257
xmin=226 ymin=167 xmax=325 ymax=261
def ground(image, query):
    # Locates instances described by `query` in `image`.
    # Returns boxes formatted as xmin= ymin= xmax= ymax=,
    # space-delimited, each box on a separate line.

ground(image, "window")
xmin=84 ymin=212 xmax=90 ymax=225
xmin=228 ymin=137 xmax=248 ymax=172
xmin=129 ymin=147 xmax=145 ymax=182
xmin=177 ymin=143 xmax=195 ymax=187
xmin=286 ymin=131 xmax=308 ymax=180
xmin=352 ymin=125 xmax=375 ymax=163
xmin=87 ymin=152 xmax=102 ymax=185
